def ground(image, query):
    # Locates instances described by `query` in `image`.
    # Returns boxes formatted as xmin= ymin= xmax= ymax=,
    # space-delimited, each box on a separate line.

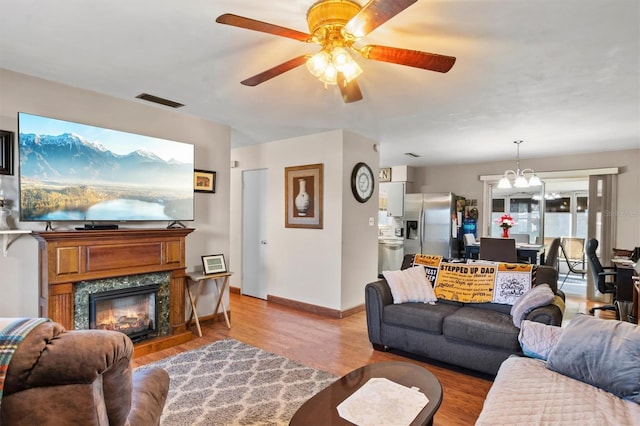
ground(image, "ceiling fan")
xmin=216 ymin=0 xmax=456 ymax=103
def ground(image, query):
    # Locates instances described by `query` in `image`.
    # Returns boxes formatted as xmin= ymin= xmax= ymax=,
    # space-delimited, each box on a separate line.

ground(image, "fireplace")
xmin=33 ymin=228 xmax=194 ymax=357
xmin=89 ymin=284 xmax=160 ymax=342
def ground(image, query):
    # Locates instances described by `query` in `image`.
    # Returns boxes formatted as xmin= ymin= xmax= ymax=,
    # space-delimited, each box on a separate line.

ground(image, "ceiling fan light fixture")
xmin=332 ymin=47 xmax=362 ymax=82
xmin=306 ymin=50 xmax=331 ymax=77
xmin=307 ymin=46 xmax=360 ymax=85
xmin=331 ymin=47 xmax=351 ymax=67
xmin=319 ymin=63 xmax=338 ymax=85
xmin=217 ymin=0 xmax=455 ymax=103
xmin=339 ymin=59 xmax=362 ymax=83
xmin=307 ymin=0 xmax=361 ymax=36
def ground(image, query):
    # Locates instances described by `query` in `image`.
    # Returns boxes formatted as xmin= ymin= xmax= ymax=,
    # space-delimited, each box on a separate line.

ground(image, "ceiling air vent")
xmin=404 ymin=152 xmax=420 ymax=158
xmin=135 ymin=93 xmax=184 ymax=109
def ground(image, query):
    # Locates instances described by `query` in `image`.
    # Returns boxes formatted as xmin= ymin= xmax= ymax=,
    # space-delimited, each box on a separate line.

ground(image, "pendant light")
xmin=497 ymin=140 xmax=542 ymax=189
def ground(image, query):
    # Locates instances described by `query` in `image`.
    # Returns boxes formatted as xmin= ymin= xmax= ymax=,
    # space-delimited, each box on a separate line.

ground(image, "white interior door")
xmin=242 ymin=169 xmax=268 ymax=299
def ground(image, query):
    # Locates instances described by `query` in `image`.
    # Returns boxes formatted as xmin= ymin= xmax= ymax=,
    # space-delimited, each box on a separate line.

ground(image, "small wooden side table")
xmin=186 ymin=271 xmax=232 ymax=337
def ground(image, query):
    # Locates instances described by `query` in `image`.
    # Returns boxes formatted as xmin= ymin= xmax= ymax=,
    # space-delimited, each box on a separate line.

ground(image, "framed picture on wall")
xmin=284 ymin=163 xmax=323 ymax=229
xmin=194 ymin=169 xmax=216 ymax=193
xmin=0 ymin=130 xmax=14 ymax=175
xmin=379 ymin=167 xmax=391 ymax=182
xmin=201 ymin=254 xmax=227 ymax=274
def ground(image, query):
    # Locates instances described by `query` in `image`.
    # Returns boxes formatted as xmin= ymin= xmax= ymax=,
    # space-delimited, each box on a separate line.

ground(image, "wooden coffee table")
xmin=289 ymin=361 xmax=443 ymax=426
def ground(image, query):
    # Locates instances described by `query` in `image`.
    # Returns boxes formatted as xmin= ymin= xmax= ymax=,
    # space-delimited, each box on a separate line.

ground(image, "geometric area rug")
xmin=135 ymin=338 xmax=338 ymax=425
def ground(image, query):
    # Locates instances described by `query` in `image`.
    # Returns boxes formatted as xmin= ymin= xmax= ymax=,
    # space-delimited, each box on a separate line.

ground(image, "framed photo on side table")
xmin=285 ymin=163 xmax=323 ymax=229
xmin=194 ymin=169 xmax=216 ymax=193
xmin=202 ymin=254 xmax=227 ymax=275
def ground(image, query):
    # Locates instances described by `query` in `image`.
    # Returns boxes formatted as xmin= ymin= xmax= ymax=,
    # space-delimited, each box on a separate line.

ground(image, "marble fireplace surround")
xmin=74 ymin=271 xmax=171 ymax=339
xmin=33 ymin=228 xmax=194 ymax=357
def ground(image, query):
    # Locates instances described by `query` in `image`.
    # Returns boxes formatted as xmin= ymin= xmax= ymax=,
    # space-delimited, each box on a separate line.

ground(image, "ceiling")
xmin=1 ymin=0 xmax=638 ymax=167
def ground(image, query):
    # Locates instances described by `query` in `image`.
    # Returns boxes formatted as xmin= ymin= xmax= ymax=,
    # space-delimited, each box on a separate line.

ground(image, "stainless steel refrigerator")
xmin=404 ymin=192 xmax=459 ymax=257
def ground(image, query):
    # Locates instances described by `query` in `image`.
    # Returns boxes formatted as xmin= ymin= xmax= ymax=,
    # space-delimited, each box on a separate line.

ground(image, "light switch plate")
xmin=369 ymin=217 xmax=375 ymax=226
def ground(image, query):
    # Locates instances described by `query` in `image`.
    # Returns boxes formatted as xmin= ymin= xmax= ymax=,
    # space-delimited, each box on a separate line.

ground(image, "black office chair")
xmin=544 ymin=237 xmax=561 ymax=269
xmin=479 ymin=237 xmax=517 ymax=263
xmin=585 ymin=238 xmax=619 ymax=319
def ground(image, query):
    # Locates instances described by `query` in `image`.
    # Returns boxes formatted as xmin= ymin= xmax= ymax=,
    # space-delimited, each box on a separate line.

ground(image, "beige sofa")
xmin=477 ymin=315 xmax=640 ymax=425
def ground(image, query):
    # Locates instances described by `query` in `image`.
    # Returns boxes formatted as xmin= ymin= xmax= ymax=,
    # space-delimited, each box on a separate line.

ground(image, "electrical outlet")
xmin=369 ymin=217 xmax=375 ymax=226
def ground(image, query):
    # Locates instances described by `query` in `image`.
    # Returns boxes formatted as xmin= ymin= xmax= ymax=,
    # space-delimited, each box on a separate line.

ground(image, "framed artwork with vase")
xmin=285 ymin=163 xmax=323 ymax=229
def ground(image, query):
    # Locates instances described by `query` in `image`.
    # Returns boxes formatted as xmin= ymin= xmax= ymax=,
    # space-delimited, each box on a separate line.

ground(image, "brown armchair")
xmin=1 ymin=320 xmax=169 ymax=425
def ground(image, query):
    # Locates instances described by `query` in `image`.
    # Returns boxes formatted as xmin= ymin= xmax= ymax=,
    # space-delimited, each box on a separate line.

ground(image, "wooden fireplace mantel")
xmin=33 ymin=228 xmax=195 ymax=356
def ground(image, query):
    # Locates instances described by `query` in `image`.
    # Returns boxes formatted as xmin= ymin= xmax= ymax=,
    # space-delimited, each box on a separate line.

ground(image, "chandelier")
xmin=497 ymin=140 xmax=542 ymax=189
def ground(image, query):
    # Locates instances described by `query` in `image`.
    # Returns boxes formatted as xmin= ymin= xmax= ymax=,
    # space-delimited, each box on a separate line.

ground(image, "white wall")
xmin=5 ymin=68 xmax=634 ymax=317
xmin=340 ymin=132 xmax=380 ymax=310
xmin=0 ymin=69 xmax=231 ymax=318
xmin=411 ymin=149 xmax=640 ymax=248
xmin=230 ymin=130 xmax=379 ymax=311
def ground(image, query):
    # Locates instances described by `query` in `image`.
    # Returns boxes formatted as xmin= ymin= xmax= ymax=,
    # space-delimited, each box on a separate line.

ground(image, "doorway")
xmin=241 ymin=169 xmax=268 ymax=299
xmin=489 ymin=178 xmax=590 ymax=295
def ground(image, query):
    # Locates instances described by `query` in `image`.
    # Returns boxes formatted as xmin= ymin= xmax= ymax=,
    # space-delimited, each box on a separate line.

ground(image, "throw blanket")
xmin=413 ymin=255 xmax=534 ymax=304
xmin=0 ymin=318 xmax=49 ymax=409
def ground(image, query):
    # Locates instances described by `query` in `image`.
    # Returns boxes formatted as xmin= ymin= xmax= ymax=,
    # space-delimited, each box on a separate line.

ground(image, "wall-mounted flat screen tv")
xmin=18 ymin=112 xmax=195 ymax=222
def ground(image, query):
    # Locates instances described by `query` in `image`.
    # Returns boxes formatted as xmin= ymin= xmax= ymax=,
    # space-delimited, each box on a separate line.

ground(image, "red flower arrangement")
xmin=494 ymin=214 xmax=515 ymax=229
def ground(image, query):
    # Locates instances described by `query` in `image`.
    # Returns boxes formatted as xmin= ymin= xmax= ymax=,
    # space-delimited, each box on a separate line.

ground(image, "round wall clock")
xmin=351 ymin=162 xmax=375 ymax=203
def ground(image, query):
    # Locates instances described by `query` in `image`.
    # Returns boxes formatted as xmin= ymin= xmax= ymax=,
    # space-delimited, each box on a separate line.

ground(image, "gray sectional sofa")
xmin=365 ymin=264 xmax=564 ymax=375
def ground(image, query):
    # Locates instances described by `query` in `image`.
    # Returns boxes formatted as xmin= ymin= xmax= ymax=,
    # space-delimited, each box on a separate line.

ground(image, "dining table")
xmin=464 ymin=242 xmax=546 ymax=265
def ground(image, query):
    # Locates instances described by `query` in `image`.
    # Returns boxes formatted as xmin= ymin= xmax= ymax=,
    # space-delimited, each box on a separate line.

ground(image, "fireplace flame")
xmin=94 ymin=295 xmax=154 ymax=335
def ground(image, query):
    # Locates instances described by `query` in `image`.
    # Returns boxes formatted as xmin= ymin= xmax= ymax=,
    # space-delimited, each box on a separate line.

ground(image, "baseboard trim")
xmin=267 ymin=294 xmax=364 ymax=319
xmin=229 ymin=286 xmax=364 ymax=319
xmin=192 ymin=311 xmax=231 ymax=327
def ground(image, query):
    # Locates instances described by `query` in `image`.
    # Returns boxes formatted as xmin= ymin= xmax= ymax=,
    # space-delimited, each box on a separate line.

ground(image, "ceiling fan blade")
xmin=240 ymin=55 xmax=308 ymax=86
xmin=360 ymin=45 xmax=456 ymax=73
xmin=216 ymin=14 xmax=311 ymax=42
xmin=337 ymin=73 xmax=363 ymax=103
xmin=344 ymin=0 xmax=417 ymax=38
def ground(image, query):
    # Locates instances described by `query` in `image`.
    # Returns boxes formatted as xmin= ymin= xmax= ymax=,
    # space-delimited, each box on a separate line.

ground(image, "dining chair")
xmin=557 ymin=237 xmax=587 ymax=286
xmin=511 ymin=233 xmax=531 ymax=263
xmin=559 ymin=237 xmax=586 ymax=269
xmin=544 ymin=237 xmax=561 ymax=269
xmin=510 ymin=233 xmax=530 ymax=244
xmin=558 ymin=241 xmax=588 ymax=287
xmin=463 ymin=233 xmax=476 ymax=246
xmin=479 ymin=237 xmax=517 ymax=263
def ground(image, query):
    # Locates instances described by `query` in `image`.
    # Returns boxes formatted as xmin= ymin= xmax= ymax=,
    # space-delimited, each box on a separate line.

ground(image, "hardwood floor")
xmin=133 ymin=292 xmax=617 ymax=425
xmin=134 ymin=292 xmax=493 ymax=425
xmin=564 ymin=294 xmax=618 ymax=323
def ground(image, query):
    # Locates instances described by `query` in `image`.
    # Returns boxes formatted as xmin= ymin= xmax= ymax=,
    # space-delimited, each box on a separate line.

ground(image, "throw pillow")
xmin=518 ymin=320 xmax=563 ymax=360
xmin=546 ymin=314 xmax=640 ymax=404
xmin=509 ymin=283 xmax=555 ymax=328
xmin=383 ymin=265 xmax=437 ymax=304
